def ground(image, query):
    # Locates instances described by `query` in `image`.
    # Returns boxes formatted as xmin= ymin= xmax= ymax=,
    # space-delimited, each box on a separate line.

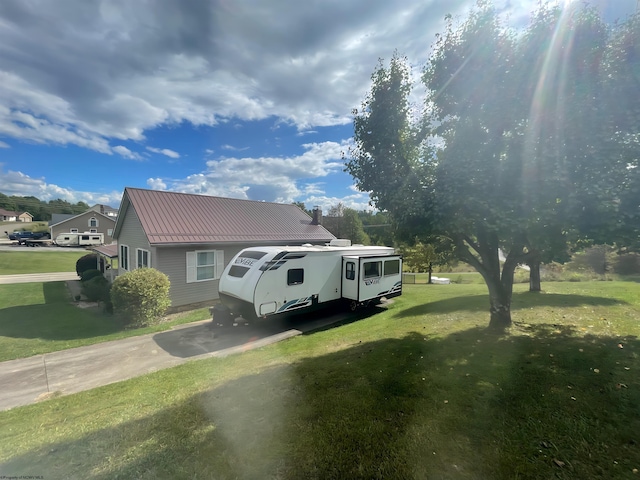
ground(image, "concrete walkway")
xmin=0 ymin=319 xmax=306 ymax=411
xmin=0 ymin=272 xmax=79 ymax=284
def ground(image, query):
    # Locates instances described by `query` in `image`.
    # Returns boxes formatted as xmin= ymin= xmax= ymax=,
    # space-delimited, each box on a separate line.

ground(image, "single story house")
xmin=49 ymin=210 xmax=117 ymax=243
xmin=0 ymin=209 xmax=33 ymax=222
xmin=112 ymin=187 xmax=335 ymax=310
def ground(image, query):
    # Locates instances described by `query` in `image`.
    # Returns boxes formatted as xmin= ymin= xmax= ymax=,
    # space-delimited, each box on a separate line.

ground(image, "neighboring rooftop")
xmin=115 ymin=187 xmax=335 ymax=245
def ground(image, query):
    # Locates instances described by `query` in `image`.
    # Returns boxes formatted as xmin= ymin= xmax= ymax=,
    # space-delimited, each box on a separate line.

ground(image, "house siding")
xmin=50 ymin=211 xmax=116 ymax=242
xmin=156 ymin=245 xmax=246 ymax=307
xmin=116 ymin=207 xmax=151 ymax=275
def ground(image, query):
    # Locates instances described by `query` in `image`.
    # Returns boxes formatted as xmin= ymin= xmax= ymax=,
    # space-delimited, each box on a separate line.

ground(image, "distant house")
xmin=0 ymin=209 xmax=32 ymax=222
xmin=49 ymin=210 xmax=117 ymax=242
xmin=89 ymin=204 xmax=118 ymax=218
xmin=112 ymin=187 xmax=335 ymax=309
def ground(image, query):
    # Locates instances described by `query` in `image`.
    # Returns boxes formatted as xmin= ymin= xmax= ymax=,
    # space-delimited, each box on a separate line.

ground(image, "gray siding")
xmin=156 ymin=245 xmax=245 ymax=307
xmin=116 ymin=208 xmax=151 ymax=275
xmin=51 ymin=211 xmax=116 ymax=241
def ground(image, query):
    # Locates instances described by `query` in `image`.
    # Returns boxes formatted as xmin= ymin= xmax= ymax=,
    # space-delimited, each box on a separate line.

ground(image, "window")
xmin=89 ymin=217 xmax=98 ymax=227
xmin=363 ymin=261 xmax=381 ymax=279
xmin=107 ymin=229 xmax=113 ymax=237
xmin=90 ymin=228 xmax=98 ymax=233
xmin=384 ymin=259 xmax=400 ymax=276
xmin=137 ymin=248 xmax=150 ymax=268
xmin=345 ymin=261 xmax=356 ymax=280
xmin=186 ymin=250 xmax=224 ymax=283
xmin=120 ymin=244 xmax=129 ymax=271
xmin=287 ymin=268 xmax=304 ymax=285
xmin=229 ymin=265 xmax=249 ymax=278
xmin=70 ymin=228 xmax=78 ymax=233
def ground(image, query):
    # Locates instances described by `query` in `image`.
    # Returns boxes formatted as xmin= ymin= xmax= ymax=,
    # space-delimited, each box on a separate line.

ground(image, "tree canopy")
xmin=0 ymin=192 xmax=90 ymax=221
xmin=347 ymin=2 xmax=640 ymax=329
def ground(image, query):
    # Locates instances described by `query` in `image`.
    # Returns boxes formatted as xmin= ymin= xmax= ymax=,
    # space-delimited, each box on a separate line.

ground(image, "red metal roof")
xmin=120 ymin=188 xmax=335 ymax=245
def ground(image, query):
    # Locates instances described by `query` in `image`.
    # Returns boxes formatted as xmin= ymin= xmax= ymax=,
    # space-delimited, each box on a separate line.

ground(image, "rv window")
xmin=345 ymin=261 xmax=356 ymax=280
xmin=384 ymin=259 xmax=400 ymax=276
xmin=81 ymin=235 xmax=89 ymax=240
xmin=242 ymin=250 xmax=268 ymax=260
xmin=287 ymin=268 xmax=304 ymax=285
xmin=229 ymin=265 xmax=249 ymax=278
xmin=363 ymin=261 xmax=381 ymax=279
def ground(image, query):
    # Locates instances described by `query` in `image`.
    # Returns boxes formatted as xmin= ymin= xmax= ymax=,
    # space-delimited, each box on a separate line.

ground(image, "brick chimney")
xmin=311 ymin=206 xmax=322 ymax=225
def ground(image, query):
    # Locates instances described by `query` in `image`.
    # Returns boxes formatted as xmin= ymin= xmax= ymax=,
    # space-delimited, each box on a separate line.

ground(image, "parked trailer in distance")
xmin=55 ymin=232 xmax=104 ymax=247
xmin=218 ymin=239 xmax=402 ymax=321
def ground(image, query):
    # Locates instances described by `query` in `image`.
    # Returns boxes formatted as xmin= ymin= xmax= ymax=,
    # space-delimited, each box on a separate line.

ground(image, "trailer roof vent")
xmin=329 ymin=239 xmax=351 ymax=247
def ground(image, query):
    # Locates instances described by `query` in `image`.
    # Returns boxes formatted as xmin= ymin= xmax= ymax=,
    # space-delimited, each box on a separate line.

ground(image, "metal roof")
xmin=118 ymin=188 xmax=335 ymax=246
xmin=92 ymin=242 xmax=118 ymax=258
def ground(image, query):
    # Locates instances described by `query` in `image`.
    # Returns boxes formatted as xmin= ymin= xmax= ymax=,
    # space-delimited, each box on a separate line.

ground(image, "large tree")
xmin=347 ymin=2 xmax=637 ymax=329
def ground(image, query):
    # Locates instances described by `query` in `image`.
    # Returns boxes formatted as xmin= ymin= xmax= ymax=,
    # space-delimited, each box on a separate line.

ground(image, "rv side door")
xmin=341 ymin=256 xmax=359 ymax=300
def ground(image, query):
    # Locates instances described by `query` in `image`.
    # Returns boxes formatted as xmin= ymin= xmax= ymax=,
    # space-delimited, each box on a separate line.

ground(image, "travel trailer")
xmin=54 ymin=232 xmax=104 ymax=247
xmin=217 ymin=239 xmax=402 ymax=320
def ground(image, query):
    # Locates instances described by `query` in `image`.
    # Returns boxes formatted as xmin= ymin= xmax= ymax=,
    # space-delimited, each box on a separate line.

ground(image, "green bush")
xmin=80 ymin=269 xmax=103 ymax=282
xmin=81 ymin=275 xmax=110 ymax=302
xmin=76 ymin=254 xmax=99 ymax=277
xmin=110 ymin=268 xmax=171 ymax=327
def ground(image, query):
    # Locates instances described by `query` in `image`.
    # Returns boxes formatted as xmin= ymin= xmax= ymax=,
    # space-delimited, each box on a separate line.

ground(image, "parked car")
xmin=7 ymin=231 xmax=50 ymax=243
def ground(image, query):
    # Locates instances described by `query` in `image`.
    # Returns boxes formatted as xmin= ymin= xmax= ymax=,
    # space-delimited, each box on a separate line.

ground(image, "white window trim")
xmin=107 ymin=228 xmax=113 ymax=237
xmin=120 ymin=244 xmax=130 ymax=271
xmin=89 ymin=217 xmax=98 ymax=228
xmin=70 ymin=228 xmax=78 ymax=233
xmin=89 ymin=228 xmax=98 ymax=233
xmin=186 ymin=250 xmax=224 ymax=283
xmin=136 ymin=248 xmax=150 ymax=269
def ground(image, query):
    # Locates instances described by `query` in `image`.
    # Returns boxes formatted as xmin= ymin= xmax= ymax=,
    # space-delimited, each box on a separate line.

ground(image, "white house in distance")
xmin=112 ymin=187 xmax=335 ymax=310
xmin=0 ymin=209 xmax=33 ymax=222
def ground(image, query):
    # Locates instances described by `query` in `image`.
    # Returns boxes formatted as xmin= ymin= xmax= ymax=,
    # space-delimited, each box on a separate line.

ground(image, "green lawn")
xmin=0 ymin=282 xmax=211 ymax=361
xmin=1 ymin=281 xmax=639 ymax=479
xmin=0 ymin=250 xmax=89 ymax=275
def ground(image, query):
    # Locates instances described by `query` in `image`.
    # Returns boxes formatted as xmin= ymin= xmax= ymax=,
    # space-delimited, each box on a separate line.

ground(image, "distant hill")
xmin=0 ymin=192 xmax=90 ymax=221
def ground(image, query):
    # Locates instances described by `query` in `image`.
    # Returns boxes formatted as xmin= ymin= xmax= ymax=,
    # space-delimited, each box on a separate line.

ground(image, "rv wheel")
xmin=349 ymin=300 xmax=358 ymax=312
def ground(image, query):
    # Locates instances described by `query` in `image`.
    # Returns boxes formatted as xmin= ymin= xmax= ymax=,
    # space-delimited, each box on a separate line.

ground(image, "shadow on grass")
xmin=395 ymin=291 xmax=625 ymax=319
xmin=0 ymin=282 xmax=122 ymax=342
xmin=3 ymin=324 xmax=639 ymax=479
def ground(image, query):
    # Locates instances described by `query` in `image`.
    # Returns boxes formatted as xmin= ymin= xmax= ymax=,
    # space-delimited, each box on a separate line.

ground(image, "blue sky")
xmin=0 ymin=0 xmax=636 ymax=212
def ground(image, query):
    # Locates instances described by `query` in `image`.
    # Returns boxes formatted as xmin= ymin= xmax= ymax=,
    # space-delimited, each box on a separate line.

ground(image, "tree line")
xmin=0 ymin=192 xmax=90 ymax=221
xmin=346 ymin=2 xmax=640 ymax=329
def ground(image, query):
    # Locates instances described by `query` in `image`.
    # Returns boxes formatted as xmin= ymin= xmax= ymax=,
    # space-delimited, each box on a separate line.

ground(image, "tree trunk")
xmin=486 ymin=275 xmax=512 ymax=330
xmin=528 ymin=260 xmax=541 ymax=292
xmin=427 ymin=262 xmax=433 ymax=284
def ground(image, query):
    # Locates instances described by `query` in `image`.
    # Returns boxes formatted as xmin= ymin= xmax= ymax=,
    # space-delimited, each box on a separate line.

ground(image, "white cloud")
xmin=0 ymin=0 xmax=475 ymax=154
xmin=153 ymin=140 xmax=347 ymax=203
xmin=112 ymin=145 xmax=143 ymax=160
xmin=0 ymin=166 xmax=122 ymax=207
xmin=147 ymin=178 xmax=167 ymax=190
xmin=146 ymin=146 xmax=180 ymax=158
xmin=0 ymin=140 xmax=9 ymax=148
xmin=221 ymin=144 xmax=249 ymax=152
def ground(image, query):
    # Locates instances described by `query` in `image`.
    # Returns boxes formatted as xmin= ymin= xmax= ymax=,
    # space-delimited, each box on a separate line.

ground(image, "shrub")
xmin=81 ymin=275 xmax=110 ymax=302
xmin=80 ymin=269 xmax=103 ymax=282
xmin=76 ymin=254 xmax=99 ymax=277
xmin=110 ymin=268 xmax=171 ymax=327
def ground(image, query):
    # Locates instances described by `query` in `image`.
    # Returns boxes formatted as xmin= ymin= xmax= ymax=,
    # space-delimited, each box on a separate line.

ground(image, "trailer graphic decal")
xmin=364 ymin=277 xmax=380 ymax=286
xmin=378 ymin=281 xmax=402 ymax=297
xmin=277 ymin=296 xmax=314 ymax=313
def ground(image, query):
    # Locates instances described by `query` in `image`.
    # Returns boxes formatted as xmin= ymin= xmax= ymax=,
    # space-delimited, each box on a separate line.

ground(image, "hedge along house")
xmin=49 ymin=210 xmax=117 ymax=242
xmin=112 ymin=187 xmax=335 ymax=310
